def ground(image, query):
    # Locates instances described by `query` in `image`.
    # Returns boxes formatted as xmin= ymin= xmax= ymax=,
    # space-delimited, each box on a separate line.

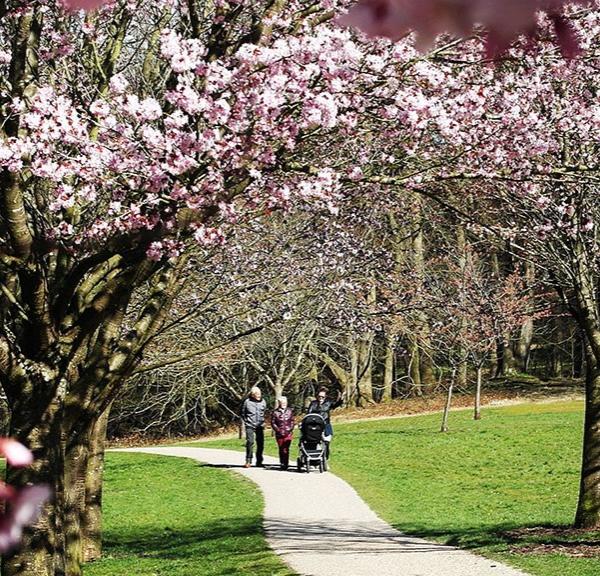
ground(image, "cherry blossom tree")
xmin=0 ymin=1 xmax=390 ymax=573
xmin=3 ymin=4 xmax=600 ymax=574
xmin=359 ymin=5 xmax=600 ymax=525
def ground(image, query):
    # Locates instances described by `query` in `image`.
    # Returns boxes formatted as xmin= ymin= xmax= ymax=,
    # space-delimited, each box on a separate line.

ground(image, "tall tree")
xmin=0 ymin=1 xmax=386 ymax=573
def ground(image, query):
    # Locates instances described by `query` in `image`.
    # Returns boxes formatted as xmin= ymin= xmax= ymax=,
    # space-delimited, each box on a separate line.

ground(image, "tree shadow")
xmin=199 ymin=463 xmax=284 ymax=471
xmin=101 ymin=516 xmax=274 ymax=563
xmin=392 ymin=521 xmax=600 ymax=556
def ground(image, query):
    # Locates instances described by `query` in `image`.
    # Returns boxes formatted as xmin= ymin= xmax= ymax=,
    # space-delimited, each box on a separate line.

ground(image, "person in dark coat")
xmin=241 ymin=386 xmax=267 ymax=467
xmin=306 ymin=386 xmax=342 ymax=458
xmin=270 ymin=396 xmax=295 ymax=470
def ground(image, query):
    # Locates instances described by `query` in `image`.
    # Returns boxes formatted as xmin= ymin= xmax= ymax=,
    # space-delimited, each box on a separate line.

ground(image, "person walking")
xmin=270 ymin=396 xmax=295 ymax=470
xmin=241 ymin=386 xmax=267 ymax=468
xmin=307 ymin=386 xmax=342 ymax=459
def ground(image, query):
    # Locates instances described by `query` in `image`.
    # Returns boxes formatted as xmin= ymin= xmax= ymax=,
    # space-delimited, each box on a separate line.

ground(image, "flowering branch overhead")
xmin=339 ymin=0 xmax=590 ymax=56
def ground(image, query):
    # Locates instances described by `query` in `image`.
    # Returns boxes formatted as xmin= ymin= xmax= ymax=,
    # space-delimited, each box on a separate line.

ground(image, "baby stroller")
xmin=297 ymin=413 xmax=329 ymax=473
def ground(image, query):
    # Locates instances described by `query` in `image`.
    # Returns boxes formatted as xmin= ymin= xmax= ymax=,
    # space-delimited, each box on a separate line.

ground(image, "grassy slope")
xmin=85 ymin=453 xmax=293 ymax=576
xmin=196 ymin=400 xmax=599 ymax=576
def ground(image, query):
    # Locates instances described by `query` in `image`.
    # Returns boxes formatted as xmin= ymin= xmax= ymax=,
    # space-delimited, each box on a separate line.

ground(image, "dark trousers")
xmin=245 ymin=425 xmax=264 ymax=464
xmin=276 ymin=434 xmax=293 ymax=468
xmin=324 ymin=422 xmax=333 ymax=459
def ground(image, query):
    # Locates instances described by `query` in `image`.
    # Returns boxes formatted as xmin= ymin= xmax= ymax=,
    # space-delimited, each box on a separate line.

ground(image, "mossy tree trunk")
xmin=0 ymin=261 xmax=184 ymax=576
xmin=82 ymin=406 xmax=110 ymax=562
xmin=575 ymin=351 xmax=600 ymax=528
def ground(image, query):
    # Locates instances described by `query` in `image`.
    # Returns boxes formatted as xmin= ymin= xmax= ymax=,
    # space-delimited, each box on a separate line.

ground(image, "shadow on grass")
xmin=102 ymin=516 xmax=270 ymax=560
xmin=199 ymin=463 xmax=283 ymax=471
xmin=394 ymin=522 xmax=600 ymax=554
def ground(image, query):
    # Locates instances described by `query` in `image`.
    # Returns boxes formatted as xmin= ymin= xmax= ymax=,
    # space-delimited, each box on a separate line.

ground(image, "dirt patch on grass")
xmin=504 ymin=526 xmax=600 ymax=558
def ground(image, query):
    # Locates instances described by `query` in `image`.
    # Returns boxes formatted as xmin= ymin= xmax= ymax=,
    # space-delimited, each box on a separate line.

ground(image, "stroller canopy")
xmin=300 ymin=413 xmax=326 ymax=443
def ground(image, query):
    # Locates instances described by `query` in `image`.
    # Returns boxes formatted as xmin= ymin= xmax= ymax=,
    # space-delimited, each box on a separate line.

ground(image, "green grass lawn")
xmin=194 ymin=400 xmax=600 ymax=576
xmin=85 ymin=453 xmax=293 ymax=576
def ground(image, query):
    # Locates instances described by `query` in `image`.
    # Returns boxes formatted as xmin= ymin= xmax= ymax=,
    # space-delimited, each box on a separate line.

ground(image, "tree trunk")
xmin=63 ymin=434 xmax=88 ymax=576
xmin=82 ymin=406 xmax=111 ymax=562
xmin=2 ymin=396 xmax=64 ymax=576
xmin=474 ymin=365 xmax=482 ymax=420
xmin=550 ymin=316 xmax=566 ymax=378
xmin=273 ymin=382 xmax=284 ymax=401
xmin=382 ymin=333 xmax=394 ymax=402
xmin=419 ymin=338 xmax=435 ymax=394
xmin=407 ymin=339 xmax=423 ymax=396
xmin=355 ymin=334 xmax=374 ymax=405
xmin=411 ymin=197 xmax=434 ymax=395
xmin=495 ymin=337 xmax=516 ymax=377
xmin=574 ymin=345 xmax=600 ymax=528
xmin=514 ymin=262 xmax=535 ymax=372
xmin=565 ymin=240 xmax=600 ymax=528
xmin=441 ymin=368 xmax=456 ymax=433
xmin=515 ymin=319 xmax=534 ymax=373
xmin=490 ymin=248 xmax=515 ymax=377
xmin=456 ymin=225 xmax=468 ymax=389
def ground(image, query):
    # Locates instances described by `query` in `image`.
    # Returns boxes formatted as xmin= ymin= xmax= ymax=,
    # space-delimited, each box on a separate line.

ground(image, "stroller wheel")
xmin=319 ymin=461 xmax=324 ymax=473
xmin=322 ymin=458 xmax=328 ymax=472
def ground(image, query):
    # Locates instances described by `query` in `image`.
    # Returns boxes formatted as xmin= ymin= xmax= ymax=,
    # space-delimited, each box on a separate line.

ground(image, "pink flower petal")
xmin=11 ymin=485 xmax=52 ymax=526
xmin=340 ymin=0 xmax=588 ymax=57
xmin=61 ymin=0 xmax=109 ymax=11
xmin=0 ymin=439 xmax=33 ymax=467
xmin=0 ymin=519 xmax=22 ymax=553
xmin=0 ymin=482 xmax=16 ymax=500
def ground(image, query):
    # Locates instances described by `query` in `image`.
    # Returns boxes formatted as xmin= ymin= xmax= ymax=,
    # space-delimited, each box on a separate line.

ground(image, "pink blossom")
xmin=139 ymin=98 xmax=162 ymax=121
xmin=146 ymin=242 xmax=164 ymax=262
xmin=61 ymin=0 xmax=109 ymax=11
xmin=0 ymin=438 xmax=51 ymax=553
xmin=194 ymin=226 xmax=226 ymax=246
xmin=339 ymin=0 xmax=589 ymax=56
xmin=0 ymin=439 xmax=33 ymax=468
xmin=581 ymin=217 xmax=594 ymax=231
xmin=90 ymin=100 xmax=110 ymax=118
xmin=109 ymin=74 xmax=129 ymax=94
xmin=348 ymin=166 xmax=364 ymax=181
xmin=0 ymin=485 xmax=52 ymax=553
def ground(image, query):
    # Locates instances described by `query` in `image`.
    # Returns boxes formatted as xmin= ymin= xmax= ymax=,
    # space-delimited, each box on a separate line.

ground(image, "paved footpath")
xmin=119 ymin=446 xmax=528 ymax=576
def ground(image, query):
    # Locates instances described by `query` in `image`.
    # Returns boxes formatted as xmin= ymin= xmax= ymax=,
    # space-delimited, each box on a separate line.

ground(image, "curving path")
xmin=117 ymin=446 xmax=528 ymax=576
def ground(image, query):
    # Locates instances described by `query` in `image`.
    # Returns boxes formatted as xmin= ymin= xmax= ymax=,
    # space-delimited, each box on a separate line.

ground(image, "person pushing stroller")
xmin=306 ymin=386 xmax=342 ymax=459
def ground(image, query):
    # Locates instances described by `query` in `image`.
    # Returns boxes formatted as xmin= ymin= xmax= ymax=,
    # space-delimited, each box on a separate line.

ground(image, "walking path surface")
xmin=119 ymin=446 xmax=528 ymax=576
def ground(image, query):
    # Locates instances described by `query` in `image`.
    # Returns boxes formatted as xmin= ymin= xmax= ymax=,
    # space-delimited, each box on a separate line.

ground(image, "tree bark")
xmin=474 ymin=365 xmax=482 ymax=420
xmin=2 ymin=395 xmax=64 ymax=576
xmin=495 ymin=337 xmax=516 ymax=377
xmin=63 ymin=434 xmax=88 ymax=576
xmin=382 ymin=333 xmax=394 ymax=402
xmin=565 ymin=237 xmax=600 ymax=528
xmin=514 ymin=262 xmax=535 ymax=372
xmin=82 ymin=406 xmax=111 ymax=562
xmin=574 ymin=346 xmax=600 ymax=528
xmin=407 ymin=338 xmax=423 ymax=396
xmin=456 ymin=225 xmax=468 ymax=388
xmin=1 ymin=260 xmax=182 ymax=576
xmin=441 ymin=368 xmax=456 ymax=433
xmin=355 ymin=334 xmax=374 ymax=405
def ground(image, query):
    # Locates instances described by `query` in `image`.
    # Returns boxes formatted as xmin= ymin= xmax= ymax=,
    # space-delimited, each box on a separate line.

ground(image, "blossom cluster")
xmin=0 ymin=440 xmax=50 ymax=553
xmin=0 ymin=9 xmax=375 ymax=261
xmin=340 ymin=0 xmax=591 ymax=57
